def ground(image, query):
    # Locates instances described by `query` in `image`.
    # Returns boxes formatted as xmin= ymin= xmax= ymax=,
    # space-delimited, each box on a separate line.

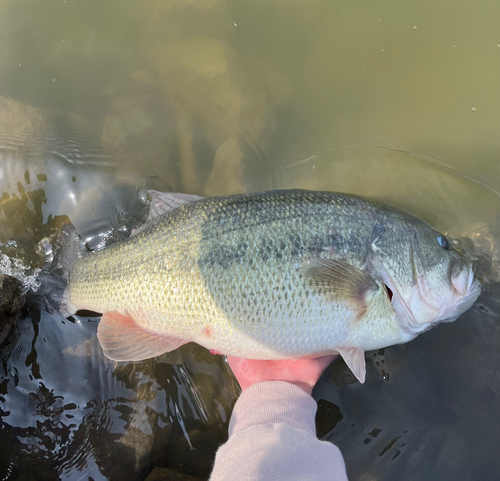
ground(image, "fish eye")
xmin=437 ymin=235 xmax=451 ymax=250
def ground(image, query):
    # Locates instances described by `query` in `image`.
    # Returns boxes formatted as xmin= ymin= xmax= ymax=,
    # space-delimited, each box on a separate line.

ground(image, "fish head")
xmin=372 ymin=220 xmax=481 ymax=334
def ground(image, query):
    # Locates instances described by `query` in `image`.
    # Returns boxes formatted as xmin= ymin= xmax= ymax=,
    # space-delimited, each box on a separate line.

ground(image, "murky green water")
xmin=0 ymin=1 xmax=498 ymax=480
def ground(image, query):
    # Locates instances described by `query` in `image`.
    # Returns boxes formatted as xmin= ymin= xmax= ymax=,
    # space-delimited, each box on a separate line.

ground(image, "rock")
xmin=0 ymin=274 xmax=24 ymax=317
xmin=0 ymin=274 xmax=24 ymax=345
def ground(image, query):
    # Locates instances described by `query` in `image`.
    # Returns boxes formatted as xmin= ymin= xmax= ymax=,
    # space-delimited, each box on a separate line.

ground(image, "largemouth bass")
xmin=61 ymin=190 xmax=481 ymax=383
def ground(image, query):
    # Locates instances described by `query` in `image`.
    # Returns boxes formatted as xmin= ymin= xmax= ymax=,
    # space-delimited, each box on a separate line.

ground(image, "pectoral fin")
xmin=337 ymin=347 xmax=366 ymax=383
xmin=97 ymin=311 xmax=189 ymax=362
xmin=303 ymin=259 xmax=378 ymax=313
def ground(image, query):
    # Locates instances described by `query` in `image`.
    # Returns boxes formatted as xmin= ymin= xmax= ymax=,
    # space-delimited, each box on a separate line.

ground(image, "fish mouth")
xmin=411 ymin=229 xmax=481 ymax=324
xmin=381 ymin=261 xmax=481 ymax=334
xmin=450 ymin=260 xmax=475 ymax=297
xmin=445 ymin=269 xmax=481 ymax=322
xmin=377 ymin=232 xmax=481 ymax=334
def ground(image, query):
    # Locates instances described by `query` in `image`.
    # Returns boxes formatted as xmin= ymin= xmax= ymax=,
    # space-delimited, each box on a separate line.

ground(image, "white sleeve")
xmin=210 ymin=381 xmax=348 ymax=481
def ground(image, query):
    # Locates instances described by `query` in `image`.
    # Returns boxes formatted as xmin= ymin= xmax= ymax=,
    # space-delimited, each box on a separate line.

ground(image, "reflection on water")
xmin=0 ymin=0 xmax=498 ymax=480
xmin=0 ymin=306 xmax=239 ymax=480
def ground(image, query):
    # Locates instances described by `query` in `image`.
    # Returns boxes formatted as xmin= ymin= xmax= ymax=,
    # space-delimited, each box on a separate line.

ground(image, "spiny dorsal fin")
xmin=131 ymin=190 xmax=205 ymax=236
xmin=146 ymin=190 xmax=205 ymax=221
xmin=303 ymin=258 xmax=378 ymax=311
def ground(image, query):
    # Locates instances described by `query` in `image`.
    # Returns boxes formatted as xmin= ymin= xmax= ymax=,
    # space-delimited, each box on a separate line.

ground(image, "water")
xmin=0 ymin=1 xmax=498 ymax=480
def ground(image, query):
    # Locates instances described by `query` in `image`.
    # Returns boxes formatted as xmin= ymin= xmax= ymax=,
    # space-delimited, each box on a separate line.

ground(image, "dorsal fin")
xmin=131 ymin=190 xmax=205 ymax=236
xmin=146 ymin=190 xmax=205 ymax=221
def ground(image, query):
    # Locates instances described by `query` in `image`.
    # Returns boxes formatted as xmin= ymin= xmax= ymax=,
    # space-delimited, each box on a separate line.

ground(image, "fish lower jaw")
xmin=437 ymin=278 xmax=482 ymax=324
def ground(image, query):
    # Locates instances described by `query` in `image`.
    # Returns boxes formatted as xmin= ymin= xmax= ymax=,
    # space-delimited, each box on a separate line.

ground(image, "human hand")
xmin=227 ymin=355 xmax=338 ymax=395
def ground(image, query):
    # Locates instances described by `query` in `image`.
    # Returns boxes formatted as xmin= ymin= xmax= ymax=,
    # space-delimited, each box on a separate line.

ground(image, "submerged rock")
xmin=145 ymin=35 xmax=276 ymax=195
xmin=0 ymin=274 xmax=24 ymax=344
xmin=0 ymin=274 xmax=24 ymax=317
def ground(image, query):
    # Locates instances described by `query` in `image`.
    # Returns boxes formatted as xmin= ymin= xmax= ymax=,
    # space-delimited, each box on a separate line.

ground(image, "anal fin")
xmin=97 ymin=311 xmax=188 ymax=362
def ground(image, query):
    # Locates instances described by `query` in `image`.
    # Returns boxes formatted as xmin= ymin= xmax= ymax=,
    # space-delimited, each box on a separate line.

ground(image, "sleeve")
xmin=209 ymin=381 xmax=348 ymax=481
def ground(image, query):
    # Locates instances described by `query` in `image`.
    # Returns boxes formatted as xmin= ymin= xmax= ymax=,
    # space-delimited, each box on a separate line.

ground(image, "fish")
xmin=57 ymin=189 xmax=481 ymax=383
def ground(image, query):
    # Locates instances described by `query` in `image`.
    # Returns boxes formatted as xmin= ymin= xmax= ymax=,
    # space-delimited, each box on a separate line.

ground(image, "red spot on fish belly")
xmin=203 ymin=326 xmax=213 ymax=337
xmin=210 ymin=349 xmax=222 ymax=355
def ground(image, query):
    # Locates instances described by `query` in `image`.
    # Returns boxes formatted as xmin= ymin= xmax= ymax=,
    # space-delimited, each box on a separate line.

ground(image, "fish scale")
xmin=63 ymin=189 xmax=480 ymax=383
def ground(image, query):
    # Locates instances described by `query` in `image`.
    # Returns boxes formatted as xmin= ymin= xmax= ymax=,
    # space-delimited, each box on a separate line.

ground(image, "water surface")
xmin=0 ymin=1 xmax=498 ymax=480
